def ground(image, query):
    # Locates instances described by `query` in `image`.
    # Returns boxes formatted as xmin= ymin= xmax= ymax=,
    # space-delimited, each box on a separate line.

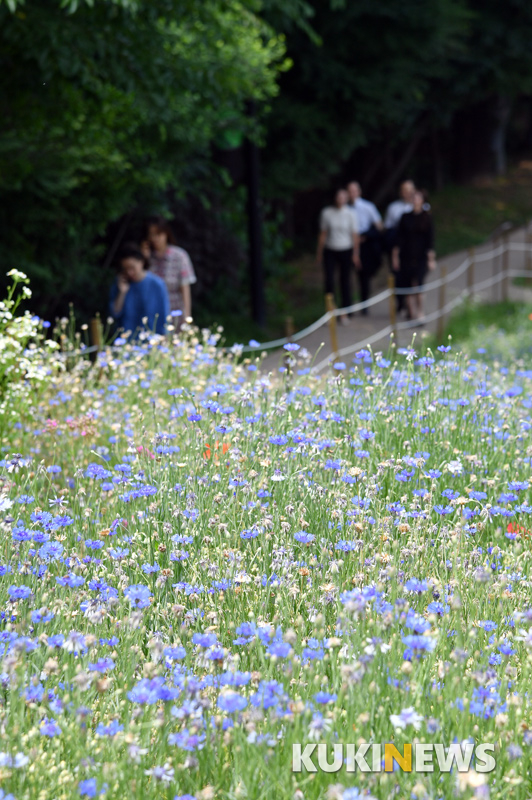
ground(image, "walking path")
xmin=260 ymin=224 xmax=532 ymax=373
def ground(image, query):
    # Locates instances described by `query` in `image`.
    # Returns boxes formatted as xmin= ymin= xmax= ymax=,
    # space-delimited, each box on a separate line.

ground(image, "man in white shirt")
xmin=384 ymin=180 xmax=415 ymax=229
xmin=384 ymin=180 xmax=415 ymax=314
xmin=347 ymin=182 xmax=383 ymax=315
xmin=316 ymin=189 xmax=360 ymax=325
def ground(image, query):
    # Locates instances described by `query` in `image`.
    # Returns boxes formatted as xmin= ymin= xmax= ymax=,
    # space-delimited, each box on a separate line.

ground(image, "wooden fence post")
xmin=437 ymin=265 xmax=447 ymax=342
xmin=90 ymin=317 xmax=103 ymax=353
xmin=387 ymin=273 xmax=397 ymax=339
xmin=325 ymin=293 xmax=339 ymax=360
xmin=502 ymin=231 xmax=509 ymax=302
xmin=467 ymin=247 xmax=475 ymax=298
xmin=285 ymin=316 xmax=295 ymax=341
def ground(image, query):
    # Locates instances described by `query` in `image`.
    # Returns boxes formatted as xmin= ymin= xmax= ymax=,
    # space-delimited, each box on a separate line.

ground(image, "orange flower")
xmin=507 ymin=522 xmax=531 ymax=537
xmin=204 ymin=441 xmax=230 ymax=462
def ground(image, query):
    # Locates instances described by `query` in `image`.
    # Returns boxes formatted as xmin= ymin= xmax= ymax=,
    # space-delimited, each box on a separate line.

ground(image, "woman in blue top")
xmin=109 ymin=243 xmax=170 ymax=337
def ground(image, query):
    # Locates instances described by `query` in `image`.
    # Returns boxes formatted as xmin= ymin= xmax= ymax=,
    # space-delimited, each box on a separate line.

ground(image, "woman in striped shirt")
xmin=145 ymin=216 xmax=197 ymax=322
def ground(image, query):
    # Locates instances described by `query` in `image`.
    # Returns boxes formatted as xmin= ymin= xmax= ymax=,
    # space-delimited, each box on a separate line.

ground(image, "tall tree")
xmin=0 ymin=0 xmax=287 ymax=318
xmin=261 ymin=0 xmax=469 ymax=197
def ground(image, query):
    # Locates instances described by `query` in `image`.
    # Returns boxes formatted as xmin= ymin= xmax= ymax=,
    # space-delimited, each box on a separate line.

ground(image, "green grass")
xmin=422 ymin=299 xmax=532 ymax=358
xmin=443 ymin=300 xmax=527 ymax=339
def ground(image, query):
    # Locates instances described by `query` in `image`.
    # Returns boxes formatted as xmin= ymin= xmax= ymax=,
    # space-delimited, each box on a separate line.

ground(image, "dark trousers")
xmin=323 ymin=247 xmax=352 ymax=311
xmin=384 ymin=227 xmax=405 ymax=312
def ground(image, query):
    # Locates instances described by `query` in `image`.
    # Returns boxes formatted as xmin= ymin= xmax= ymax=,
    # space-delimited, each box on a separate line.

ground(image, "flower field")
xmin=2 ymin=308 xmax=532 ymax=800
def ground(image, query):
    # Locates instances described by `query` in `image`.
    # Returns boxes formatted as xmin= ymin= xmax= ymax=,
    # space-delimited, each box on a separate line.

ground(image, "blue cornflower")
xmin=192 ymin=632 xmax=218 ymax=648
xmin=441 ymin=489 xmax=459 ymax=500
xmin=31 ymin=608 xmax=54 ymax=624
xmin=433 ymin=505 xmax=454 ymax=516
xmin=141 ymin=562 xmax=160 ymax=574
xmin=427 ymin=602 xmax=449 ymax=615
xmin=17 ymin=494 xmax=34 ymax=504
xmin=164 ymin=646 xmax=186 ymax=661
xmin=405 ymin=578 xmax=429 ymax=593
xmin=38 ymin=541 xmax=64 ymax=562
xmin=88 ymin=658 xmax=115 ymax=673
xmin=314 ymin=691 xmax=337 ymax=704
xmin=477 ymin=620 xmax=497 ymax=632
xmin=78 ymin=778 xmax=103 ymax=798
xmin=269 ymin=435 xmax=288 ymax=445
xmin=124 ymin=584 xmax=152 ymax=609
xmin=294 ymin=531 xmax=315 ymax=544
xmin=267 ymin=641 xmax=291 ymax=658
xmin=283 ymin=343 xmax=300 ymax=352
xmin=40 ymin=718 xmax=61 ymax=737
xmin=402 ymin=635 xmax=436 ymax=655
xmin=8 ymin=585 xmax=32 ymax=601
xmin=217 ymin=692 xmax=248 ymax=713
xmin=96 ymin=719 xmax=123 ymax=737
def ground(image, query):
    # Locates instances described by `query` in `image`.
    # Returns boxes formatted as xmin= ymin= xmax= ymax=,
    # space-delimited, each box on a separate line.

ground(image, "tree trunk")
xmin=373 ymin=122 xmax=426 ymax=206
xmin=492 ymin=94 xmax=511 ymax=176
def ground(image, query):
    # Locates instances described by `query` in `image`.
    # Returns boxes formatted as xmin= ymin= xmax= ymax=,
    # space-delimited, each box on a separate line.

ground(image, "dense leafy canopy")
xmin=261 ymin=0 xmax=532 ymax=195
xmin=0 ymin=0 xmax=287 ymax=317
xmin=1 ymin=0 xmax=532 ymax=325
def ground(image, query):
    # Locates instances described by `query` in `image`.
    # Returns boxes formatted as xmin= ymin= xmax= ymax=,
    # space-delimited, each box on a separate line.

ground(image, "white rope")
xmin=55 ymin=237 xmax=532 ymax=361
xmin=330 ymin=287 xmax=393 ymax=315
xmin=312 ymin=268 xmax=532 ymax=373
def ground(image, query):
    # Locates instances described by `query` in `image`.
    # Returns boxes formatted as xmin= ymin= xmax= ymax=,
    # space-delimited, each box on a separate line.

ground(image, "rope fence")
xmin=312 ymin=268 xmax=532 ymax=373
xmin=57 ymin=225 xmax=532 ymax=366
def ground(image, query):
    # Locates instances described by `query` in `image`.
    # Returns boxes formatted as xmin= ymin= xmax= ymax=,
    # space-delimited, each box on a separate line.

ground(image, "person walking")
xmin=109 ymin=243 xmax=170 ymax=338
xmin=384 ymin=180 xmax=415 ymax=315
xmin=347 ymin=181 xmax=383 ymax=315
xmin=392 ymin=190 xmax=436 ymax=323
xmin=316 ymin=189 xmax=360 ymax=325
xmin=145 ymin=216 xmax=196 ymax=322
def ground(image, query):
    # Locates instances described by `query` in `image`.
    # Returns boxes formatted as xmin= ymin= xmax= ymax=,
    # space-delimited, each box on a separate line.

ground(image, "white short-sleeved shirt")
xmin=384 ymin=200 xmax=413 ymax=229
xmin=348 ymin=198 xmax=382 ymax=234
xmin=320 ymin=206 xmax=358 ymax=250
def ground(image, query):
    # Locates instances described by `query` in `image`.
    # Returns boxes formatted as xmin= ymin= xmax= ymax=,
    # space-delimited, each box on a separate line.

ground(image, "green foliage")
xmin=261 ymin=0 xmax=470 ymax=195
xmin=0 ymin=0 xmax=288 ymax=320
xmin=422 ymin=299 xmax=532 ymax=361
xmin=260 ymin=0 xmax=532 ymax=196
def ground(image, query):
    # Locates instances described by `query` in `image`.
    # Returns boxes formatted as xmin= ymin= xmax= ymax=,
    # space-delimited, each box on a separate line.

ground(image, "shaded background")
xmin=1 ymin=0 xmax=532 ymax=342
